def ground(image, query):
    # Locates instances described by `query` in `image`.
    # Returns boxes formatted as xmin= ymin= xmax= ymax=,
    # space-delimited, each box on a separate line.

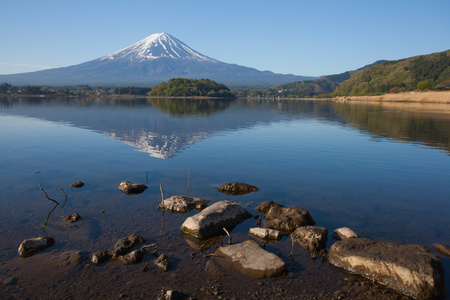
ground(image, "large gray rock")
xmin=181 ymin=200 xmax=251 ymax=239
xmin=159 ymin=195 xmax=209 ymax=213
xmin=328 ymin=238 xmax=445 ymax=300
xmin=291 ymin=226 xmax=328 ymax=253
xmin=18 ymin=237 xmax=55 ymax=257
xmin=215 ymin=182 xmax=258 ymax=195
xmin=118 ymin=181 xmax=148 ymax=195
xmin=212 ymin=240 xmax=286 ymax=278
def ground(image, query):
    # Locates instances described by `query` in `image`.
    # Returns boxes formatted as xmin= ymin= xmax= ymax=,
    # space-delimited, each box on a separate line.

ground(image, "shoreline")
xmin=334 ymin=90 xmax=450 ymax=103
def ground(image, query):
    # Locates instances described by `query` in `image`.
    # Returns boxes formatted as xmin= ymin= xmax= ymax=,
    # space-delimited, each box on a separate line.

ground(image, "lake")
xmin=1 ymin=96 xmax=449 ymax=299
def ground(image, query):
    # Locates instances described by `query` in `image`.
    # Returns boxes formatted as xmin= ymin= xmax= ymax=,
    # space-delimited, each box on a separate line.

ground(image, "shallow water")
xmin=0 ymin=97 xmax=449 ymax=299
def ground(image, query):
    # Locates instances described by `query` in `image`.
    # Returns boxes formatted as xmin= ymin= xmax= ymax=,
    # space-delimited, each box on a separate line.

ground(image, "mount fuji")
xmin=0 ymin=33 xmax=314 ymax=87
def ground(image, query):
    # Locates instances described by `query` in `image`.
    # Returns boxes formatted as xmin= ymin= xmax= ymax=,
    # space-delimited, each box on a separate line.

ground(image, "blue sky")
xmin=1 ymin=0 xmax=449 ymax=77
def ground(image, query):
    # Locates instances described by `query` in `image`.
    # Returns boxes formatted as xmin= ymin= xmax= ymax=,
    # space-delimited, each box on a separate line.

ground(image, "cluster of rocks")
xmin=19 ymin=181 xmax=448 ymax=299
xmin=90 ymin=234 xmax=170 ymax=271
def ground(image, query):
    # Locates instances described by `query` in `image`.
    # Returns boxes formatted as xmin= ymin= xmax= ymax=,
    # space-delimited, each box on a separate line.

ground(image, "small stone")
xmin=159 ymin=195 xmax=209 ymax=213
xmin=118 ymin=249 xmax=144 ymax=264
xmin=154 ymin=253 xmax=170 ymax=271
xmin=249 ymin=227 xmax=282 ymax=240
xmin=111 ymin=234 xmax=145 ymax=257
xmin=70 ymin=181 xmax=84 ymax=188
xmin=263 ymin=204 xmax=315 ymax=234
xmin=433 ymin=243 xmax=450 ymax=257
xmin=118 ymin=181 xmax=147 ymax=195
xmin=61 ymin=213 xmax=82 ymax=223
xmin=91 ymin=251 xmax=110 ymax=265
xmin=215 ymin=182 xmax=259 ymax=195
xmin=291 ymin=226 xmax=328 ymax=253
xmin=332 ymin=227 xmax=359 ymax=240
xmin=18 ymin=236 xmax=55 ymax=257
xmin=158 ymin=289 xmax=190 ymax=300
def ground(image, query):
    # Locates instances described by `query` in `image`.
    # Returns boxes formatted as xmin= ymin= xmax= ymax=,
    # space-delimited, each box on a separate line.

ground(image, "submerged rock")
xmin=18 ymin=236 xmax=55 ymax=257
xmin=328 ymin=238 xmax=445 ymax=299
xmin=118 ymin=249 xmax=144 ymax=264
xmin=181 ymin=200 xmax=252 ymax=239
xmin=255 ymin=200 xmax=282 ymax=214
xmin=332 ymin=227 xmax=359 ymax=240
xmin=159 ymin=195 xmax=209 ymax=213
xmin=433 ymin=243 xmax=450 ymax=257
xmin=51 ymin=251 xmax=83 ymax=268
xmin=61 ymin=213 xmax=82 ymax=223
xmin=154 ymin=253 xmax=170 ymax=271
xmin=118 ymin=181 xmax=148 ymax=195
xmin=249 ymin=227 xmax=282 ymax=240
xmin=212 ymin=240 xmax=286 ymax=278
xmin=111 ymin=234 xmax=145 ymax=258
xmin=91 ymin=250 xmax=110 ymax=265
xmin=291 ymin=226 xmax=328 ymax=253
xmin=70 ymin=181 xmax=85 ymax=188
xmin=215 ymin=182 xmax=259 ymax=195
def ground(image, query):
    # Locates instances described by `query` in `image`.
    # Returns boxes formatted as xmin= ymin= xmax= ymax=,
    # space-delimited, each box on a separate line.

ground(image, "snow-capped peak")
xmin=101 ymin=32 xmax=216 ymax=62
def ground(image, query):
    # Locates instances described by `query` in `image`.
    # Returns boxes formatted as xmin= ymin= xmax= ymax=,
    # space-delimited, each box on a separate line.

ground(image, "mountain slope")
xmin=269 ymin=60 xmax=388 ymax=98
xmin=334 ymin=50 xmax=450 ymax=96
xmin=0 ymin=33 xmax=313 ymax=87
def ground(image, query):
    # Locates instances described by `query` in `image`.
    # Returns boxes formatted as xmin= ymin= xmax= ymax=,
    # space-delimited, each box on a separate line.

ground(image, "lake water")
xmin=0 ymin=96 xmax=449 ymax=299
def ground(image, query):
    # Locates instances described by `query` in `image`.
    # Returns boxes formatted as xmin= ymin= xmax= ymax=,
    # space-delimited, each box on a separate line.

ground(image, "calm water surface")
xmin=0 ymin=97 xmax=449 ymax=299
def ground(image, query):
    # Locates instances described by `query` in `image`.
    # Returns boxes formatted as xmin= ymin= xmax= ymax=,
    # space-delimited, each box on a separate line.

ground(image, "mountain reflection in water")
xmin=1 ymin=97 xmax=450 ymax=157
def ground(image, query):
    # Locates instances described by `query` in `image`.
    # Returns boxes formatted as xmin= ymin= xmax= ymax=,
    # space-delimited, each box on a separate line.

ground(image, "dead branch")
xmin=160 ymin=184 xmax=165 ymax=234
xmin=60 ymin=187 xmax=68 ymax=209
xmin=223 ymin=227 xmax=232 ymax=245
xmin=39 ymin=184 xmax=60 ymax=236
xmin=39 ymin=184 xmax=59 ymax=205
xmin=289 ymin=235 xmax=295 ymax=258
xmin=187 ymin=168 xmax=190 ymax=197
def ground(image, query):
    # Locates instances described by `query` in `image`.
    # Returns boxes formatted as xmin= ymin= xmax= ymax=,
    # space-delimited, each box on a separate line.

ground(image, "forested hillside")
xmin=148 ymin=78 xmax=235 ymax=98
xmin=334 ymin=50 xmax=450 ymax=96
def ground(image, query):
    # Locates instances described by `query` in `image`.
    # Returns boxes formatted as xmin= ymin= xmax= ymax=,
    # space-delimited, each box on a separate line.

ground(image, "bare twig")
xmin=146 ymin=170 xmax=148 ymax=183
xmin=39 ymin=184 xmax=60 ymax=236
xmin=141 ymin=243 xmax=159 ymax=250
xmin=60 ymin=187 xmax=68 ymax=209
xmin=187 ymin=168 xmax=190 ymax=197
xmin=160 ymin=184 xmax=165 ymax=234
xmin=39 ymin=184 xmax=59 ymax=205
xmin=223 ymin=227 xmax=232 ymax=245
xmin=289 ymin=235 xmax=295 ymax=258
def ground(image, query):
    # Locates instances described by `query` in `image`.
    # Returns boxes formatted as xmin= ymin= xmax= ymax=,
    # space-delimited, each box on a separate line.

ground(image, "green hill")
xmin=334 ymin=50 xmax=450 ymax=96
xmin=268 ymin=61 xmax=387 ymax=98
xmin=148 ymin=78 xmax=235 ymax=98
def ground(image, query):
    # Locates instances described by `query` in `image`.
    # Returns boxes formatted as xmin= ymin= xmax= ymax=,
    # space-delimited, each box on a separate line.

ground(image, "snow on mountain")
xmin=101 ymin=33 xmax=215 ymax=63
xmin=0 ymin=32 xmax=315 ymax=87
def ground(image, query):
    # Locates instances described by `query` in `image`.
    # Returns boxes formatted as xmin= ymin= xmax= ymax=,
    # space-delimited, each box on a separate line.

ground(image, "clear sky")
xmin=1 ymin=0 xmax=449 ymax=77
